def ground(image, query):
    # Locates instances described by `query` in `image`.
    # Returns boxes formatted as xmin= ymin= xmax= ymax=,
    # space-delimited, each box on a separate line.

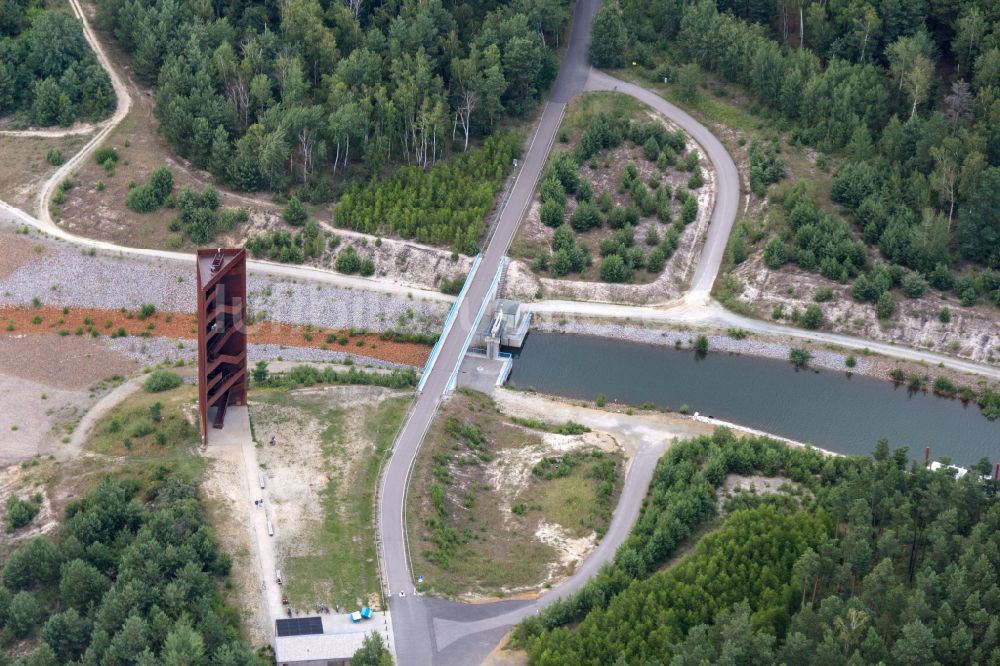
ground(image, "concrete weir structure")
xmin=451 ymin=260 xmax=531 ymax=393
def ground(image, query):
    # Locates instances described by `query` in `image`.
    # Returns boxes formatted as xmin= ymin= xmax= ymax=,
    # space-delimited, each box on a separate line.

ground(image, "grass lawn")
xmin=272 ymin=391 xmax=410 ymax=609
xmin=407 ymin=391 xmax=622 ymax=598
xmin=84 ymin=381 xmax=205 ymax=483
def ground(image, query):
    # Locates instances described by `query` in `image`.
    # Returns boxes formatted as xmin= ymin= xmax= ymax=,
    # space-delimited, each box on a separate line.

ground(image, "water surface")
xmin=507 ymin=332 xmax=999 ymax=465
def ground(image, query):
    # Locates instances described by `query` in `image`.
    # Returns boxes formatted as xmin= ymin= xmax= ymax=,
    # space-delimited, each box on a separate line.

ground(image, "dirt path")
xmin=33 ymin=0 xmax=132 ymax=224
xmin=492 ymin=389 xmax=719 ymax=453
xmin=0 ymin=123 xmax=100 ymax=138
xmin=67 ymin=375 xmax=145 ymax=457
xmin=201 ymin=406 xmax=276 ymax=642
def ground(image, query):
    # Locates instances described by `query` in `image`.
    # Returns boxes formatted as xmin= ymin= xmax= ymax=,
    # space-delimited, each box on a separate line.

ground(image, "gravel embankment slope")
xmin=0 ymin=234 xmax=449 ymax=334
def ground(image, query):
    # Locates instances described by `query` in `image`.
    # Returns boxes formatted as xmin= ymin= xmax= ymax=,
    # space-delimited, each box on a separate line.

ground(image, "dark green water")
xmin=506 ymin=332 xmax=999 ymax=466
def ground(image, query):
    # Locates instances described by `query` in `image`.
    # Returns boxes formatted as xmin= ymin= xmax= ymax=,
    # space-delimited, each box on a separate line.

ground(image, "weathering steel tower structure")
xmin=196 ymin=248 xmax=248 ymax=443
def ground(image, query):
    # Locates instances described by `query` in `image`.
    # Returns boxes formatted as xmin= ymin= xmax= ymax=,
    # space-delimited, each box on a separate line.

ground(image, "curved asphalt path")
xmin=583 ymin=70 xmax=741 ymax=301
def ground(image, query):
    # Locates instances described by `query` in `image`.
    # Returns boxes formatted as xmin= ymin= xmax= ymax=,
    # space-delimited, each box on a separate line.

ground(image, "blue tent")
xmin=361 ymin=607 xmax=372 ymax=619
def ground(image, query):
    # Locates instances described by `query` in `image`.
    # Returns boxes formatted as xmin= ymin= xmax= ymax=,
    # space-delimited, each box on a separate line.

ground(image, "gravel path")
xmin=0 ymin=233 xmax=449 ymax=334
xmin=101 ymin=335 xmax=414 ymax=370
xmin=535 ymin=319 xmax=876 ymax=376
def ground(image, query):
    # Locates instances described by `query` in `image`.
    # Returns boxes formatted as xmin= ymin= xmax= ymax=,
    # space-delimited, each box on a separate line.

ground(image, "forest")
xmin=0 ymin=2 xmax=115 ymax=126
xmin=334 ymin=131 xmax=520 ymax=253
xmin=592 ymin=0 xmax=1000 ymax=308
xmin=94 ymin=0 xmax=569 ymax=201
xmin=514 ymin=429 xmax=1000 ymax=665
xmin=0 ymin=474 xmax=265 ymax=665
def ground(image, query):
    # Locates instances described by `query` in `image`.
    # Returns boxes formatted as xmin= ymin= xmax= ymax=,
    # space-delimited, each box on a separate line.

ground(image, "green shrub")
xmin=747 ymin=139 xmax=786 ymax=196
xmin=540 ymin=199 xmax=565 ymax=228
xmin=93 ymin=147 xmax=118 ymax=165
xmin=125 ymin=185 xmax=160 ymax=213
xmin=600 ymin=255 xmax=631 ymax=283
xmin=148 ymin=167 xmax=173 ymax=201
xmin=570 ymin=201 xmax=602 ymax=231
xmin=789 ymin=347 xmax=811 ymax=368
xmin=801 ymin=304 xmax=824 ymax=329
xmin=440 ymin=276 xmax=465 ymax=295
xmin=763 ymin=238 xmax=787 ymax=268
xmin=875 ymin=291 xmax=895 ymax=319
xmin=129 ymin=418 xmax=154 ymax=438
xmin=938 ymin=307 xmax=951 ymax=323
xmin=681 ymin=196 xmax=698 ymax=224
xmin=694 ymin=335 xmax=708 ymax=354
xmin=901 ymin=272 xmax=927 ymax=298
xmin=284 ymin=196 xmax=307 ymax=226
xmin=932 ymin=377 xmax=957 ymax=396
xmin=335 ymin=246 xmax=362 ymax=274
xmin=143 ymin=370 xmax=182 ymax=393
xmin=6 ymin=495 xmax=42 ymax=532
xmin=548 ymin=151 xmax=579 ymax=194
xmin=607 ymin=206 xmax=639 ymax=229
xmin=125 ymin=168 xmax=173 ymax=213
xmin=245 ymin=229 xmax=303 ymax=263
xmin=687 ymin=167 xmax=704 ymax=190
xmin=646 ymin=247 xmax=666 ymax=273
xmin=46 ymin=148 xmax=64 ymax=166
xmin=334 ymin=132 xmax=519 ymax=254
xmin=813 ymin=286 xmax=833 ymax=302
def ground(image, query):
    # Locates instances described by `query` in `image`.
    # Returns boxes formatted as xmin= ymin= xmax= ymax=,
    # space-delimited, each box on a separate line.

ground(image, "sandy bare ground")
xmin=469 ymin=389 xmax=721 ymax=595
xmin=0 ymin=333 xmax=136 ymax=390
xmin=200 ymin=412 xmax=272 ymax=648
xmin=0 ymin=135 xmax=92 ymax=210
xmin=733 ymin=260 xmax=1000 ymax=365
xmin=254 ymin=385 xmax=402 ymax=609
xmin=716 ymin=473 xmax=804 ymax=512
xmin=0 ymin=463 xmax=57 ymax=543
xmin=0 ymin=231 xmax=42 ymax=280
xmin=482 ymin=633 xmax=528 ymax=666
xmin=0 ymin=334 xmax=136 ymax=464
xmin=493 ymin=389 xmax=718 ymax=454
xmin=0 ymin=375 xmax=82 ymax=466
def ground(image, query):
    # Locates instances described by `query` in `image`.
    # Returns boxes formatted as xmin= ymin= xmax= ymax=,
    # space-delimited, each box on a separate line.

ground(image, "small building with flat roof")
xmin=273 ymin=613 xmax=393 ymax=666
xmin=274 ymin=632 xmax=366 ymax=666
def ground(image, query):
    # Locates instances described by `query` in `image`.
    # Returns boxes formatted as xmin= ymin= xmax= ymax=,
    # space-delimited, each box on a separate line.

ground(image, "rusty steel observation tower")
xmin=196 ymin=248 xmax=248 ymax=443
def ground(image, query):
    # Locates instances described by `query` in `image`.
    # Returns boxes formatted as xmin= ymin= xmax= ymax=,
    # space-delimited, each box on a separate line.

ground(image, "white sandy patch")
xmin=535 ymin=520 xmax=596 ymax=578
xmin=0 ymin=463 xmax=56 ymax=542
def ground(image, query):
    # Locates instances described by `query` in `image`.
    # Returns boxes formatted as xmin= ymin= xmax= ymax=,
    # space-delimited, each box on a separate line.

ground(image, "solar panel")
xmin=276 ymin=616 xmax=324 ymax=637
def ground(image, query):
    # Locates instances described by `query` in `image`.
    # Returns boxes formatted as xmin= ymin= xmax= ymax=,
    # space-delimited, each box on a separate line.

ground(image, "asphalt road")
xmin=6 ymin=0 xmax=996 ymax=663
xmin=376 ymin=0 xmax=604 ymax=662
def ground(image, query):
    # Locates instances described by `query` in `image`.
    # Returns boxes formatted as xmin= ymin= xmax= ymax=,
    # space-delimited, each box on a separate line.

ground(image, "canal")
xmin=506 ymin=332 xmax=999 ymax=465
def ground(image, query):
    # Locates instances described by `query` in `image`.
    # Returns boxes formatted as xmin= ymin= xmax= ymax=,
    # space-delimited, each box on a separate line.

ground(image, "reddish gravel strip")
xmin=0 ymin=306 xmax=431 ymax=367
